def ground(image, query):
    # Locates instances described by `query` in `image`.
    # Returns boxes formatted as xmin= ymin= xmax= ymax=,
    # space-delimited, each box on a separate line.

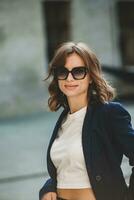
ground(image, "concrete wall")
xmin=71 ymin=0 xmax=121 ymax=67
xmin=0 ymin=0 xmax=47 ymax=119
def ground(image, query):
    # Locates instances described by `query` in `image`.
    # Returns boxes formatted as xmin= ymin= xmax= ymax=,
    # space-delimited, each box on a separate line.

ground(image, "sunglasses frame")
xmin=53 ymin=66 xmax=89 ymax=80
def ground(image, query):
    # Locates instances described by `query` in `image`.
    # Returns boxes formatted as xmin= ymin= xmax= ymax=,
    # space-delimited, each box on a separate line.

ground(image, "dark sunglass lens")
xmin=72 ymin=67 xmax=87 ymax=79
xmin=56 ymin=68 xmax=68 ymax=80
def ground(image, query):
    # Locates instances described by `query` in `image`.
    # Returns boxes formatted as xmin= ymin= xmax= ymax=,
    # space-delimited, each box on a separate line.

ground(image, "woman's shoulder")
xmin=97 ymin=101 xmax=130 ymax=118
xmin=104 ymin=101 xmax=127 ymax=111
xmin=97 ymin=101 xmax=126 ymax=110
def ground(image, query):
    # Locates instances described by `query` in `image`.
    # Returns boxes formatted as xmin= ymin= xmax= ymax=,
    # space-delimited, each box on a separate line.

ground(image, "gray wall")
xmin=0 ymin=0 xmax=47 ymax=119
xmin=72 ymin=0 xmax=121 ymax=67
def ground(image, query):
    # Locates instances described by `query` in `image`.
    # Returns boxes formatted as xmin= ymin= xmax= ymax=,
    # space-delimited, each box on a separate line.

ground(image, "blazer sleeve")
xmin=39 ymin=178 xmax=57 ymax=200
xmin=108 ymin=102 xmax=134 ymax=199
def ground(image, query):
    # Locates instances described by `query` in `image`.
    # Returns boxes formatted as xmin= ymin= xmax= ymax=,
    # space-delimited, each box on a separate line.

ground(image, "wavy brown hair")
xmin=44 ymin=42 xmax=116 ymax=111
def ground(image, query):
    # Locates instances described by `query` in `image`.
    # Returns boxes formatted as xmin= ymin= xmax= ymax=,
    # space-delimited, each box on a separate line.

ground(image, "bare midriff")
xmin=57 ymin=188 xmax=96 ymax=200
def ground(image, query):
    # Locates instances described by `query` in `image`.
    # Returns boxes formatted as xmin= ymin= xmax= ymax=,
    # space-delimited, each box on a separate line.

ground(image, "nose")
xmin=66 ymin=72 xmax=74 ymax=81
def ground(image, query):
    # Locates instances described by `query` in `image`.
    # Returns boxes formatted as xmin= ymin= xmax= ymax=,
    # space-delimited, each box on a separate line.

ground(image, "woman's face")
xmin=58 ymin=52 xmax=92 ymax=101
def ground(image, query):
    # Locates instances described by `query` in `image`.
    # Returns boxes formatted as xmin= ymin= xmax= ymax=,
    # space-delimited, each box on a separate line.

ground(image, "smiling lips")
xmin=64 ymin=84 xmax=78 ymax=89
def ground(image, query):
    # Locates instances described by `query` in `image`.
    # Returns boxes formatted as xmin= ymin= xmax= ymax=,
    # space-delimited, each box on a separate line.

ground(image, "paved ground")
xmin=0 ymin=103 xmax=134 ymax=200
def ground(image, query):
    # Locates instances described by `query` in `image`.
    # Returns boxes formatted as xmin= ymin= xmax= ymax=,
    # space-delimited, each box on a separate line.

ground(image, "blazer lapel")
xmin=47 ymin=108 xmax=69 ymax=179
xmin=82 ymin=104 xmax=98 ymax=178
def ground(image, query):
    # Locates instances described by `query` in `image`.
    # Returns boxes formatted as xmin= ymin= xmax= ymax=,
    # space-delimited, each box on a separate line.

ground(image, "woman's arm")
xmin=109 ymin=102 xmax=134 ymax=199
xmin=39 ymin=178 xmax=57 ymax=200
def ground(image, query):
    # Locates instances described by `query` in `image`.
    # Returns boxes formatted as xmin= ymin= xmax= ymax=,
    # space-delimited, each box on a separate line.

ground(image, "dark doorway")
xmin=117 ymin=1 xmax=134 ymax=68
xmin=42 ymin=0 xmax=71 ymax=62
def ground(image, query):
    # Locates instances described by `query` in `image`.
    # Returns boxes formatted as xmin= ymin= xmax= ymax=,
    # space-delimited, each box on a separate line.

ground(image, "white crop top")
xmin=50 ymin=106 xmax=91 ymax=188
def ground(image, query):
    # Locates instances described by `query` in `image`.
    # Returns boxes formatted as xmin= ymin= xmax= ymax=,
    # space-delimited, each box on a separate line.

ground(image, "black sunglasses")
xmin=54 ymin=66 xmax=89 ymax=80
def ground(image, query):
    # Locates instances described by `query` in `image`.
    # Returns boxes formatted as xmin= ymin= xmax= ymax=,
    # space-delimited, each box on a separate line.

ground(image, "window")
xmin=42 ymin=0 xmax=71 ymax=62
xmin=117 ymin=1 xmax=134 ymax=67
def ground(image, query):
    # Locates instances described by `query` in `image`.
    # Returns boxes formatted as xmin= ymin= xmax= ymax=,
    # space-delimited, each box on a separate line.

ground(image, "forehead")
xmin=65 ymin=53 xmax=85 ymax=68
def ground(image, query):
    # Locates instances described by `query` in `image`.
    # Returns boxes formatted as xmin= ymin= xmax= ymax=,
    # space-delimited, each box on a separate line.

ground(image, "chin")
xmin=64 ymin=91 xmax=82 ymax=98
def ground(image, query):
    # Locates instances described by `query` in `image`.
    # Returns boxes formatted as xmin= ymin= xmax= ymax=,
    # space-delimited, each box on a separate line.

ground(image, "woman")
xmin=39 ymin=42 xmax=134 ymax=200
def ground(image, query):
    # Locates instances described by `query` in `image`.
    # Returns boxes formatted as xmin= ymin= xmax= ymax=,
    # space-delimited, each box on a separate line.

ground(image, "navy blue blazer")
xmin=39 ymin=102 xmax=134 ymax=200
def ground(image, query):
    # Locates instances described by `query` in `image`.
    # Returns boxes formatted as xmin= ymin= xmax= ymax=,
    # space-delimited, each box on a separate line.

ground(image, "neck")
xmin=67 ymin=95 xmax=88 ymax=114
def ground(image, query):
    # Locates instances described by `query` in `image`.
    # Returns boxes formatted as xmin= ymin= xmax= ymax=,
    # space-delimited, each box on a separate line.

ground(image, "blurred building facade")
xmin=0 ymin=0 xmax=133 ymax=119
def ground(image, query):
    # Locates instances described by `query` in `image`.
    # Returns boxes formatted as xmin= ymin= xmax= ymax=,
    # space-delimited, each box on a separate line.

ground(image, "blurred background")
xmin=0 ymin=0 xmax=134 ymax=200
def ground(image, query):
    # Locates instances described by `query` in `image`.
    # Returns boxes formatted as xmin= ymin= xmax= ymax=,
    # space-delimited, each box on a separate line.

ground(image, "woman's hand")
xmin=41 ymin=192 xmax=57 ymax=200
